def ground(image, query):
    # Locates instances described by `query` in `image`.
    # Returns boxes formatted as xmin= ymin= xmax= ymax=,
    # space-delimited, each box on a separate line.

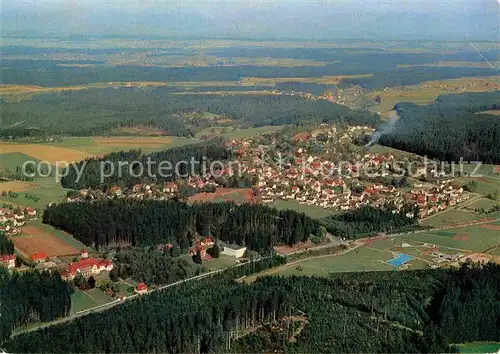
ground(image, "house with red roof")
xmin=0 ymin=254 xmax=16 ymax=269
xmin=61 ymin=258 xmax=113 ymax=280
xmin=32 ymin=252 xmax=47 ymax=263
xmin=417 ymin=194 xmax=427 ymax=206
xmin=135 ymin=282 xmax=148 ymax=294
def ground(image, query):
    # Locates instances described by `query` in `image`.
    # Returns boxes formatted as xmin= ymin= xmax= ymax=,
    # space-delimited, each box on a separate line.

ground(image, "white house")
xmin=221 ymin=244 xmax=247 ymax=258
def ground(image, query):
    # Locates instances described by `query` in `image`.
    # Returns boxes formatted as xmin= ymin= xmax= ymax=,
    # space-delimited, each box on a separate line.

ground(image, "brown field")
xmin=0 ymin=143 xmax=91 ymax=165
xmin=113 ymin=126 xmax=168 ymax=136
xmin=480 ymin=224 xmax=500 ymax=231
xmin=93 ymin=136 xmax=173 ymax=147
xmin=292 ymin=132 xmax=311 ymax=143
xmin=0 ymin=181 xmax=37 ymax=193
xmin=477 ymin=110 xmax=500 ymax=116
xmin=12 ymin=225 xmax=80 ymax=258
xmin=188 ymin=188 xmax=254 ymax=203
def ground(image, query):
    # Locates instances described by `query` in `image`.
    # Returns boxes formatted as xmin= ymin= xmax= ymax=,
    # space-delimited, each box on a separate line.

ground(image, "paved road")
xmin=12 ymin=265 xmax=241 ymax=337
xmin=12 ymin=214 xmax=500 ymax=338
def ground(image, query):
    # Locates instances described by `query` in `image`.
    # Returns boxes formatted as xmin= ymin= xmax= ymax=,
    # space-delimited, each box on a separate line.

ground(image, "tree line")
xmin=42 ymin=199 xmax=322 ymax=252
xmin=2 ymin=87 xmax=381 ymax=136
xmin=111 ymin=247 xmax=201 ymax=285
xmin=321 ymin=205 xmax=420 ymax=239
xmin=0 ymin=268 xmax=73 ymax=343
xmin=60 ymin=139 xmax=233 ymax=189
xmin=0 ymin=231 xmax=15 ymax=255
xmin=379 ymin=91 xmax=500 ymax=164
xmin=4 ymin=263 xmax=499 ymax=353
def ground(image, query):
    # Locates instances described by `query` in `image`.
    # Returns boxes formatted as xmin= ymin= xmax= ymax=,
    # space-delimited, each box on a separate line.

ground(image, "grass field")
xmin=457 ymin=177 xmax=500 ymax=198
xmin=271 ymin=199 xmax=341 ymax=219
xmin=0 ymin=183 xmax=69 ymax=208
xmin=468 ymin=198 xmax=499 ymax=210
xmin=421 ymin=210 xmax=485 ymax=227
xmin=366 ymin=76 xmax=500 ymax=112
xmin=457 ymin=342 xmax=500 ymax=353
xmin=203 ymin=256 xmax=239 ymax=271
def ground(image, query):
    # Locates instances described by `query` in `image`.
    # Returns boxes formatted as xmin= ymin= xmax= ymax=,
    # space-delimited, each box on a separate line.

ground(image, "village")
xmin=64 ymin=123 xmax=469 ymax=221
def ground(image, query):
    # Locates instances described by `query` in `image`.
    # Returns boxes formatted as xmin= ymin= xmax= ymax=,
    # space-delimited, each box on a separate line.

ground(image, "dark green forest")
xmin=42 ymin=199 xmax=322 ymax=252
xmin=0 ymin=268 xmax=73 ymax=342
xmin=322 ymin=205 xmax=420 ymax=239
xmin=0 ymin=231 xmax=15 ymax=255
xmin=5 ymin=263 xmax=500 ymax=353
xmin=1 ymin=88 xmax=380 ymax=136
xmin=379 ymin=91 xmax=500 ymax=163
xmin=112 ymin=247 xmax=201 ymax=285
xmin=1 ymin=48 xmax=497 ymax=88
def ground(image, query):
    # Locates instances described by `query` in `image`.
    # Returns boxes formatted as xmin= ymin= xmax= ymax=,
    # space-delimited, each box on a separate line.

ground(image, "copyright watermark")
xmin=20 ymin=156 xmax=486 ymax=185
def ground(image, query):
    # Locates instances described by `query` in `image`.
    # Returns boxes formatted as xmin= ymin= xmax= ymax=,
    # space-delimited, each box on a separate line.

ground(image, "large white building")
xmin=221 ymin=244 xmax=247 ymax=258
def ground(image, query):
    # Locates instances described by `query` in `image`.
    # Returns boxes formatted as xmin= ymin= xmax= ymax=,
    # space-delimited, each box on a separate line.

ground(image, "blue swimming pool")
xmin=386 ymin=253 xmax=413 ymax=267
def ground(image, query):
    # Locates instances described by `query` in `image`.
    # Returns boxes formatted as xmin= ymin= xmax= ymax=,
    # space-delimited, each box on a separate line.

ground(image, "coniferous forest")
xmin=380 ymin=91 xmax=500 ymax=163
xmin=0 ymin=268 xmax=73 ymax=342
xmin=42 ymin=199 xmax=322 ymax=252
xmin=61 ymin=139 xmax=233 ymax=189
xmin=4 ymin=263 xmax=499 ymax=353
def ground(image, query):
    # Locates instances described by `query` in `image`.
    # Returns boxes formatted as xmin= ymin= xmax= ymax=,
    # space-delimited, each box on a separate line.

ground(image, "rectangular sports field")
xmin=266 ymin=219 xmax=500 ymax=278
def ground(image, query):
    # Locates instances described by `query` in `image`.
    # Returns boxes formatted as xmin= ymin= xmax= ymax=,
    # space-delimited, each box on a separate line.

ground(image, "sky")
xmin=1 ymin=0 xmax=499 ymax=41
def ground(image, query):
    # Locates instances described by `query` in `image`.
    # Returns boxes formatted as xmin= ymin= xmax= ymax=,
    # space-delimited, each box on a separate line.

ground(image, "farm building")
xmin=136 ymin=282 xmax=148 ymax=294
xmin=221 ymin=243 xmax=247 ymax=258
xmin=61 ymin=258 xmax=113 ymax=280
xmin=32 ymin=252 xmax=48 ymax=263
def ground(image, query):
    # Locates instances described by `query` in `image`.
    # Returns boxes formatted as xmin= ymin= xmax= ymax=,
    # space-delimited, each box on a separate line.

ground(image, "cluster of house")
xmin=402 ymin=182 xmax=468 ymax=218
xmin=0 ymin=206 xmax=37 ymax=236
xmin=27 ymin=248 xmax=114 ymax=281
xmin=67 ymin=178 xmax=221 ymax=203
xmin=223 ymin=127 xmax=467 ymax=217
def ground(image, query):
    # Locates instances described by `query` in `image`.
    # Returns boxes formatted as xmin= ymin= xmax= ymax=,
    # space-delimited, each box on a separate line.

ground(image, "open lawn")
xmin=421 ymin=210 xmax=484 ymax=227
xmin=71 ymin=290 xmax=99 ymax=314
xmin=457 ymin=177 xmax=500 ymax=198
xmin=457 ymin=342 xmax=500 ymax=353
xmin=366 ymin=76 xmax=500 ymax=112
xmin=0 ymin=184 xmax=69 ymax=208
xmin=468 ymin=198 xmax=499 ymax=210
xmin=270 ymin=199 xmax=340 ymax=219
xmin=271 ymin=247 xmax=397 ymax=278
xmin=0 ymin=152 xmax=49 ymax=176
xmin=406 ymin=225 xmax=500 ymax=253
xmin=203 ymin=256 xmax=239 ymax=271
